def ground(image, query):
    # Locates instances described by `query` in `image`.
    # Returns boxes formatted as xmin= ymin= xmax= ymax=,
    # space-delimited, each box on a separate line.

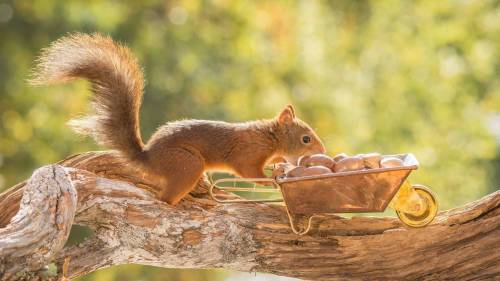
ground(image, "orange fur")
xmin=31 ymin=33 xmax=326 ymax=205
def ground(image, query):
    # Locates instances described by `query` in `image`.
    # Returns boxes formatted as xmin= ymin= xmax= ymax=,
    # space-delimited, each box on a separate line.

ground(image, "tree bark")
xmin=0 ymin=151 xmax=498 ymax=281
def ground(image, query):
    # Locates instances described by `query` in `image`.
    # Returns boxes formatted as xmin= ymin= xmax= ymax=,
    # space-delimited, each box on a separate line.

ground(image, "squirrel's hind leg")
xmin=156 ymin=148 xmax=205 ymax=205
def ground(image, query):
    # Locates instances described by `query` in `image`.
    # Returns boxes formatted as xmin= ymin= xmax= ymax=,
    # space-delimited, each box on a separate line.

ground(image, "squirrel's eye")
xmin=302 ymin=135 xmax=311 ymax=144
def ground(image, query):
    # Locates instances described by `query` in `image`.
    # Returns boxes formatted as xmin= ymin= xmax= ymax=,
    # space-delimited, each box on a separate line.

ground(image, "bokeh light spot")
xmin=169 ymin=6 xmax=188 ymax=25
xmin=0 ymin=3 xmax=13 ymax=23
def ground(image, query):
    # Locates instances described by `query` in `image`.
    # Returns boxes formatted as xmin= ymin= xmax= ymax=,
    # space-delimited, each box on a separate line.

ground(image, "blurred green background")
xmin=1 ymin=0 xmax=499 ymax=280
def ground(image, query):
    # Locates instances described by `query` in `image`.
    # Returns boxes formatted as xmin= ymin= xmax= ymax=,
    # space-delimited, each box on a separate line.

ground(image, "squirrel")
xmin=30 ymin=33 xmax=326 ymax=205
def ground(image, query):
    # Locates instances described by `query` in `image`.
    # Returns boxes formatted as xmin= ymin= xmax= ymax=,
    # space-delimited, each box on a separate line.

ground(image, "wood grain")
xmin=0 ymin=151 xmax=498 ymax=280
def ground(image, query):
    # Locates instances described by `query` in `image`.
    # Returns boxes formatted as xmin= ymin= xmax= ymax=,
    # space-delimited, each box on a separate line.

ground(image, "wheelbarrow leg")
xmin=284 ymin=205 xmax=316 ymax=235
xmin=389 ymin=181 xmax=425 ymax=215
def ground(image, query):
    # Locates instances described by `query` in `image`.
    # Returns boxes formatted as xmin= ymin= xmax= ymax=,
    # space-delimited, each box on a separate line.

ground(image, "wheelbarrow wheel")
xmin=396 ymin=185 xmax=438 ymax=227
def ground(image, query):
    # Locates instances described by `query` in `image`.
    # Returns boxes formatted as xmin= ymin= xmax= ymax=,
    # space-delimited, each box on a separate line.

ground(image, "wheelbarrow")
xmin=209 ymin=153 xmax=438 ymax=235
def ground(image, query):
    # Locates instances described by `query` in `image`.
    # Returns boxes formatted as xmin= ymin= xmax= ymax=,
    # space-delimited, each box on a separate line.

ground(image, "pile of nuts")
xmin=273 ymin=153 xmax=405 ymax=178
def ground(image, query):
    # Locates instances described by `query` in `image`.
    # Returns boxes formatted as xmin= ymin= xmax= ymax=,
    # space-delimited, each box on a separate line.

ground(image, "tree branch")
xmin=0 ymin=166 xmax=77 ymax=280
xmin=0 ymin=152 xmax=499 ymax=280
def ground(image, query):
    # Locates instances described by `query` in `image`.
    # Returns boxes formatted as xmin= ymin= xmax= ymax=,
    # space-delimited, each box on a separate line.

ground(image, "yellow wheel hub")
xmin=395 ymin=185 xmax=438 ymax=227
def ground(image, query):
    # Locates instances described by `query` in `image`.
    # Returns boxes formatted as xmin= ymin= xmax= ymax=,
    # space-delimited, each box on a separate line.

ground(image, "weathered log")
xmin=0 ymin=151 xmax=499 ymax=280
xmin=0 ymin=166 xmax=77 ymax=280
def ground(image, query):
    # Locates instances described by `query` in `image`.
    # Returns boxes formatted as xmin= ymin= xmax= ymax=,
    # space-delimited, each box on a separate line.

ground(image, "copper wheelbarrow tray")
xmin=277 ymin=154 xmax=417 ymax=214
xmin=209 ymin=153 xmax=438 ymax=235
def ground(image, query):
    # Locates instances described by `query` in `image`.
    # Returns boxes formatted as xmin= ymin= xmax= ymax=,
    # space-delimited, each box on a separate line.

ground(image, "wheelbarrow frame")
xmin=209 ymin=153 xmax=438 ymax=235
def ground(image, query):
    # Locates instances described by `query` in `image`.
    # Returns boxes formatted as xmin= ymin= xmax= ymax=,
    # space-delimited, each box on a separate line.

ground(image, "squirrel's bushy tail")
xmin=30 ymin=33 xmax=145 ymax=161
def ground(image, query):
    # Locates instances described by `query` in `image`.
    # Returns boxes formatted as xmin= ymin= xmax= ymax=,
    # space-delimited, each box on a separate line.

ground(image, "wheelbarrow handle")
xmin=209 ymin=177 xmax=284 ymax=203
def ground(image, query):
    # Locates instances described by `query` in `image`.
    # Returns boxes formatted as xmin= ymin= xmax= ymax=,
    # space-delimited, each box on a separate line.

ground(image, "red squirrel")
xmin=31 ymin=33 xmax=326 ymax=205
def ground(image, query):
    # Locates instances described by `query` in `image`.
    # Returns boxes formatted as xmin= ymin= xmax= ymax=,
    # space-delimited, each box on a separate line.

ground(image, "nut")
xmin=334 ymin=156 xmax=365 ymax=172
xmin=380 ymin=157 xmax=404 ymax=168
xmin=298 ymin=154 xmax=335 ymax=169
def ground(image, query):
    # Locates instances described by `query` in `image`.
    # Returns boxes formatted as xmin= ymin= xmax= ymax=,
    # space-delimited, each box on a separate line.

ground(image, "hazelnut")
xmin=334 ymin=156 xmax=365 ymax=172
xmin=298 ymin=154 xmax=335 ymax=169
xmin=380 ymin=157 xmax=404 ymax=168
xmin=286 ymin=165 xmax=332 ymax=177
xmin=362 ymin=153 xmax=382 ymax=169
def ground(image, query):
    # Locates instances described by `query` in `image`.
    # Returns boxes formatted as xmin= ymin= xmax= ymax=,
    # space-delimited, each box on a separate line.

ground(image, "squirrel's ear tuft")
xmin=286 ymin=104 xmax=296 ymax=118
xmin=277 ymin=105 xmax=295 ymax=124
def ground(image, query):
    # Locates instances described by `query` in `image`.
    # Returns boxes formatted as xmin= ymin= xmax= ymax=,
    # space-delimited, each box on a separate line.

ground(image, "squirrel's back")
xmin=30 ymin=33 xmax=145 ymax=161
xmin=145 ymin=119 xmax=276 ymax=169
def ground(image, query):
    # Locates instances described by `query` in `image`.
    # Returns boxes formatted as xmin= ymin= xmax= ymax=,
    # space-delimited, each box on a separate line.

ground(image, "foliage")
xmin=1 ymin=0 xmax=499 ymax=280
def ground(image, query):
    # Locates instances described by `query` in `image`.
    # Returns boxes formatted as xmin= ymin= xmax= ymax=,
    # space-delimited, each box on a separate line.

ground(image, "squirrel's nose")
xmin=318 ymin=143 xmax=327 ymax=154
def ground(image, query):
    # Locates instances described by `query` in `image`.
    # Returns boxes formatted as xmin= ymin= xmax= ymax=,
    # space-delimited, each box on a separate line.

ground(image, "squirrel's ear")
xmin=277 ymin=106 xmax=294 ymax=124
xmin=286 ymin=104 xmax=296 ymax=118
